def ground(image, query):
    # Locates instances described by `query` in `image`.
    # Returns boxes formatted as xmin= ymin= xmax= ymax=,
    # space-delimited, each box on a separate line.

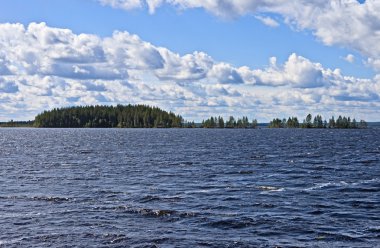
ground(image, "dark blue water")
xmin=0 ymin=128 xmax=379 ymax=247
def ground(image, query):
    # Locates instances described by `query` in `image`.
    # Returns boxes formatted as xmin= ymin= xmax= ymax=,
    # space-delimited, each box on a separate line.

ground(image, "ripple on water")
xmin=0 ymin=128 xmax=379 ymax=247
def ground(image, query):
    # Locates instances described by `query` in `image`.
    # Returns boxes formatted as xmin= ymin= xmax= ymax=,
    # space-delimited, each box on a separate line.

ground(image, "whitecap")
xmin=304 ymin=181 xmax=348 ymax=191
xmin=257 ymin=186 xmax=285 ymax=192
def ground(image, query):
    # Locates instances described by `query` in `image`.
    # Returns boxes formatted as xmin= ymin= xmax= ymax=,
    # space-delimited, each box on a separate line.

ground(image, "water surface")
xmin=0 ymin=128 xmax=379 ymax=247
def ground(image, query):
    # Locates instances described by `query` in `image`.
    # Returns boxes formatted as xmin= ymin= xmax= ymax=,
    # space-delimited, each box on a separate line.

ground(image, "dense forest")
xmin=33 ymin=105 xmax=183 ymax=128
xmin=268 ymin=114 xmax=367 ymax=129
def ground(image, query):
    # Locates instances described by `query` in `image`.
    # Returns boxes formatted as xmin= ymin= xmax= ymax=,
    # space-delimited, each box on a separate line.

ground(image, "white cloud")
xmin=98 ymin=0 xmax=166 ymax=13
xmin=98 ymin=0 xmax=269 ymax=17
xmin=367 ymin=58 xmax=380 ymax=71
xmin=344 ymin=54 xmax=355 ymax=63
xmin=252 ymin=53 xmax=326 ymax=88
xmin=155 ymin=49 xmax=213 ymax=81
xmin=97 ymin=0 xmax=380 ymax=72
xmin=208 ymin=63 xmax=244 ymax=84
xmin=0 ymin=22 xmax=379 ymax=121
xmin=98 ymin=0 xmax=142 ymax=10
xmin=146 ymin=0 xmax=164 ymax=13
xmin=104 ymin=31 xmax=164 ymax=70
xmin=255 ymin=15 xmax=279 ymax=28
xmin=0 ymin=22 xmax=120 ymax=79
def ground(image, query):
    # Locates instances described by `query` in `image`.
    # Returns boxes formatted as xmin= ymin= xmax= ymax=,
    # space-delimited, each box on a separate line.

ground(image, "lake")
xmin=0 ymin=128 xmax=379 ymax=247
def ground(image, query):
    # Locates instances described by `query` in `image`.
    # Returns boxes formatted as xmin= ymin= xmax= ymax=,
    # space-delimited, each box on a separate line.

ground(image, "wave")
xmin=304 ymin=178 xmax=379 ymax=191
xmin=110 ymin=205 xmax=198 ymax=219
xmin=304 ymin=181 xmax=348 ymax=191
xmin=138 ymin=194 xmax=183 ymax=203
xmin=0 ymin=195 xmax=71 ymax=203
xmin=257 ymin=186 xmax=285 ymax=192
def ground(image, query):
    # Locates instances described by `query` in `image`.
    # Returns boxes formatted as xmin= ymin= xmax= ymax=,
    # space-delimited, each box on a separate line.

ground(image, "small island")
xmin=198 ymin=114 xmax=367 ymax=129
xmin=33 ymin=105 xmax=183 ymax=128
xmin=268 ymin=114 xmax=367 ymax=129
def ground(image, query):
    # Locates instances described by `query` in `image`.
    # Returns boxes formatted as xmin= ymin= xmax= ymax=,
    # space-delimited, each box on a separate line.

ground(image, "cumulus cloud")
xmin=97 ymin=0 xmax=380 ymax=71
xmin=104 ymin=31 xmax=164 ymax=70
xmin=155 ymin=50 xmax=213 ymax=81
xmin=208 ymin=63 xmax=244 ymax=84
xmin=251 ymin=53 xmax=326 ymax=88
xmin=0 ymin=22 xmax=379 ymax=121
xmin=0 ymin=23 xmax=121 ymax=79
xmin=278 ymin=1 xmax=380 ymax=58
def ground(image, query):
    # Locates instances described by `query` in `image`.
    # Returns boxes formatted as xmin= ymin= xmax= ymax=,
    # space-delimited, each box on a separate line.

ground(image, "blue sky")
xmin=0 ymin=0 xmax=379 ymax=121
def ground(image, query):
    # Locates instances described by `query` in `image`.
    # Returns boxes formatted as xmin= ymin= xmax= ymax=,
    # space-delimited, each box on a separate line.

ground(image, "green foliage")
xmin=328 ymin=116 xmax=335 ymax=128
xmin=201 ymin=116 xmax=257 ymax=128
xmin=202 ymin=116 xmax=217 ymax=128
xmin=225 ymin=116 xmax=236 ymax=128
xmin=218 ymin=116 xmax=225 ymax=128
xmin=33 ymin=104 xmax=183 ymax=128
xmin=313 ymin=115 xmax=324 ymax=128
xmin=269 ymin=118 xmax=284 ymax=128
xmin=286 ymin=117 xmax=299 ymax=128
xmin=251 ymin=119 xmax=258 ymax=129
xmin=184 ymin=121 xmax=196 ymax=128
xmin=329 ymin=115 xmax=367 ymax=129
xmin=269 ymin=114 xmax=366 ymax=129
xmin=302 ymin=113 xmax=313 ymax=128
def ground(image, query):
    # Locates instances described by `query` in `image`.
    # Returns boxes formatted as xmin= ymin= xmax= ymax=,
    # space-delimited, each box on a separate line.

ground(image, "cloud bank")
xmin=0 ymin=22 xmax=379 ymax=121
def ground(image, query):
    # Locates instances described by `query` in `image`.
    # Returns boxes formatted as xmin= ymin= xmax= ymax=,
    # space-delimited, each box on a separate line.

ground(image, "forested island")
xmin=198 ymin=116 xmax=258 ymax=128
xmin=198 ymin=114 xmax=367 ymax=129
xmin=33 ymin=105 xmax=183 ymax=128
xmin=0 ymin=104 xmax=369 ymax=129
xmin=268 ymin=114 xmax=367 ymax=129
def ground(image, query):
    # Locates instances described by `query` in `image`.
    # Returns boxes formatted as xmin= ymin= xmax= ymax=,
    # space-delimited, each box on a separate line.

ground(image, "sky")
xmin=0 ymin=0 xmax=380 ymax=122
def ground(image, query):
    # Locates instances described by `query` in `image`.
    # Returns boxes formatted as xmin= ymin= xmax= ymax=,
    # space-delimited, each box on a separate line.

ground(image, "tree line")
xmin=197 ymin=116 xmax=258 ymax=128
xmin=2 ymin=105 xmax=369 ymax=129
xmin=269 ymin=114 xmax=367 ymax=129
xmin=33 ymin=105 xmax=183 ymax=128
xmin=0 ymin=120 xmax=34 ymax=127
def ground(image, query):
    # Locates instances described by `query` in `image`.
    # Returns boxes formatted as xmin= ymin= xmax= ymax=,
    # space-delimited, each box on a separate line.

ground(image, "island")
xmin=268 ymin=114 xmax=367 ymax=129
xmin=33 ymin=105 xmax=183 ymax=128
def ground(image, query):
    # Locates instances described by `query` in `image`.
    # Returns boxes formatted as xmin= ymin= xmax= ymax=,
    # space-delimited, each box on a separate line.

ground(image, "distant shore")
xmin=1 ymin=122 xmax=379 ymax=129
xmin=0 ymin=120 xmax=34 ymax=128
xmin=1 ymin=104 xmax=376 ymax=129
